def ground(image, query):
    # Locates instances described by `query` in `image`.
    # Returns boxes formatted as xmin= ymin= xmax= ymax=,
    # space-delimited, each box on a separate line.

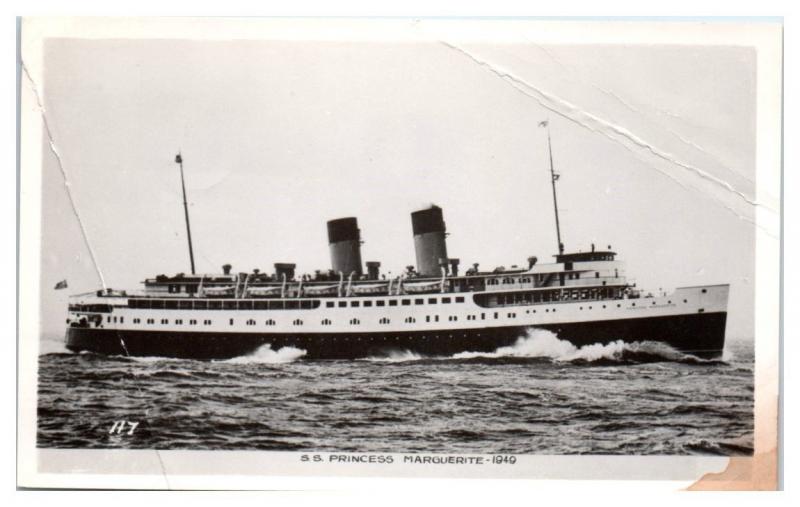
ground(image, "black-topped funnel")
xmin=327 ymin=217 xmax=363 ymax=277
xmin=411 ymin=205 xmax=449 ymax=277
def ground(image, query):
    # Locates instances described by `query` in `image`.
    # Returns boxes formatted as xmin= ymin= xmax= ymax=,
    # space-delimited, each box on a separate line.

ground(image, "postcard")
xmin=17 ymin=17 xmax=782 ymax=490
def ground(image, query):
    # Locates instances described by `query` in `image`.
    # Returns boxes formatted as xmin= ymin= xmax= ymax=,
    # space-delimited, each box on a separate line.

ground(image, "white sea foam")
xmin=224 ymin=344 xmax=307 ymax=364
xmin=364 ymin=350 xmax=425 ymax=363
xmin=452 ymin=328 xmax=691 ymax=363
xmin=452 ymin=329 xmax=574 ymax=360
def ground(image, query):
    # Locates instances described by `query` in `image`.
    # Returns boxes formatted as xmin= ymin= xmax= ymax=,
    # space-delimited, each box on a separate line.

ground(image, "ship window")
xmin=428 ymin=298 xmax=437 ymax=304
xmin=326 ymin=301 xmax=334 ymax=308
xmin=351 ymin=301 xmax=360 ymax=307
xmin=223 ymin=301 xmax=237 ymax=310
xmin=293 ymin=319 xmax=304 ymax=326
xmin=190 ymin=319 xmax=197 ymax=325
xmin=481 ymin=313 xmax=485 ymax=320
xmin=494 ymin=312 xmax=498 ymax=319
xmin=415 ymin=298 xmax=424 ymax=305
xmin=179 ymin=300 xmax=192 ymax=310
xmin=247 ymin=319 xmax=256 ymax=326
xmin=268 ymin=301 xmax=283 ymax=310
xmin=405 ymin=317 xmax=416 ymax=323
xmin=442 ymin=297 xmax=451 ymax=304
xmin=208 ymin=300 xmax=222 ymax=310
xmin=595 ymin=272 xmax=600 ymax=278
xmin=254 ymin=301 xmax=268 ymax=310
xmin=338 ymin=301 xmax=347 ymax=308
xmin=701 ymin=289 xmax=707 ymax=294
xmin=286 ymin=301 xmax=299 ymax=310
xmin=364 ymin=301 xmax=372 ymax=307
xmin=229 ymin=318 xmax=234 ymax=325
xmin=455 ymin=296 xmax=464 ymax=303
xmin=402 ymin=299 xmax=411 ymax=306
xmin=389 ymin=300 xmax=398 ymax=307
xmin=426 ymin=316 xmax=430 ymax=322
xmin=266 ymin=319 xmax=275 ymax=326
xmin=147 ymin=319 xmax=154 ymax=324
xmin=194 ymin=300 xmax=208 ymax=310
xmin=106 ymin=316 xmax=111 ymax=323
xmin=435 ymin=315 xmax=439 ymax=322
xmin=377 ymin=300 xmax=385 ymax=307
xmin=133 ymin=318 xmax=140 ymax=324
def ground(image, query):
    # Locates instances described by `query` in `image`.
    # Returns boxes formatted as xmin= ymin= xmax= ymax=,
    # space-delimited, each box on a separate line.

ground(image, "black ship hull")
xmin=65 ymin=312 xmax=727 ymax=360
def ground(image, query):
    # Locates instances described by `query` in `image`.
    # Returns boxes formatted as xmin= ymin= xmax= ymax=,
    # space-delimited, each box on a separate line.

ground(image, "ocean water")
xmin=37 ymin=330 xmax=754 ymax=455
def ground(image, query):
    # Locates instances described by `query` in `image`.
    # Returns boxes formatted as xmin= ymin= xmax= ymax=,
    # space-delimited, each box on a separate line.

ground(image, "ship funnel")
xmin=366 ymin=261 xmax=381 ymax=280
xmin=411 ymin=205 xmax=449 ymax=277
xmin=327 ymin=217 xmax=363 ymax=277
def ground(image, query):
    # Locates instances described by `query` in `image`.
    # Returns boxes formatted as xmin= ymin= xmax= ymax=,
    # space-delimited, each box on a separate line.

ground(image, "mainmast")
xmin=175 ymin=152 xmax=196 ymax=274
xmin=539 ymin=120 xmax=564 ymax=255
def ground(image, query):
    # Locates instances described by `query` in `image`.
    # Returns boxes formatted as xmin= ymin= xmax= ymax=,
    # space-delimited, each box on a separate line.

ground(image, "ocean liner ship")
xmin=64 ymin=133 xmax=729 ymax=360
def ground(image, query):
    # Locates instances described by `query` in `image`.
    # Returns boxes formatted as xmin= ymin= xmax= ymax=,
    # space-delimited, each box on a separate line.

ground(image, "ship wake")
xmin=223 ymin=344 xmax=307 ymax=364
xmin=366 ymin=329 xmax=721 ymax=365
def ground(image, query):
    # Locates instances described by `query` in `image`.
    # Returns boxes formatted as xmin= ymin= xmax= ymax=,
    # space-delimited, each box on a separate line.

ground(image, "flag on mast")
xmin=54 ymin=279 xmax=68 ymax=290
xmin=175 ymin=153 xmax=182 ymax=164
xmin=538 ymin=120 xmax=549 ymax=127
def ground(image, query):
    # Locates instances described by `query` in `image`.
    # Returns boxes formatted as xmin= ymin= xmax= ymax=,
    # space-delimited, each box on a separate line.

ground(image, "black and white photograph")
xmin=17 ymin=17 xmax=782 ymax=490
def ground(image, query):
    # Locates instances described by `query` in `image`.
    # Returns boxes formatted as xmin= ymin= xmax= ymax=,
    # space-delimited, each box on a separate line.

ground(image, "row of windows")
xmin=487 ymin=276 xmax=536 ymax=286
xmin=123 ymin=310 xmax=550 ymax=328
xmin=476 ymin=287 xmax=624 ymax=308
xmin=129 ymin=299 xmax=322 ymax=311
xmin=128 ymin=297 xmax=476 ymax=311
xmin=112 ymin=298 xmax=691 ymax=328
xmin=324 ymin=296 xmax=465 ymax=309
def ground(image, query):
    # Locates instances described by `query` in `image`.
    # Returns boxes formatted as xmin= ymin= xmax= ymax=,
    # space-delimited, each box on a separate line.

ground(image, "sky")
xmin=36 ymin=36 xmax=758 ymax=340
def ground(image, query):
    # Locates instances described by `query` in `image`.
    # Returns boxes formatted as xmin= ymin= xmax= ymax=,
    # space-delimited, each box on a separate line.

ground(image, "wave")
xmin=363 ymin=350 xmax=425 ymax=363
xmin=223 ymin=344 xmax=307 ymax=364
xmin=365 ymin=329 xmax=715 ymax=365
